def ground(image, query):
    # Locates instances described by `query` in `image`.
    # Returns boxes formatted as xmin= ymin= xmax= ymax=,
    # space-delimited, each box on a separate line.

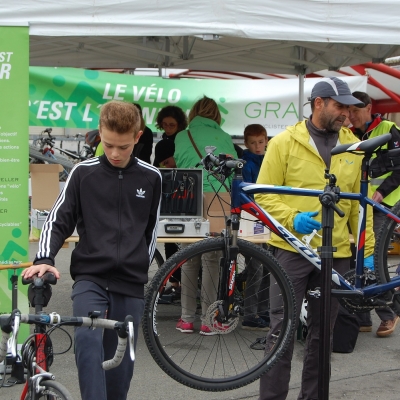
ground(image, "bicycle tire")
xmin=142 ymin=238 xmax=296 ymax=391
xmin=29 ymin=145 xmax=75 ymax=171
xmin=153 ymin=248 xmax=164 ymax=268
xmin=144 ymin=248 xmax=165 ymax=295
xmin=374 ymin=200 xmax=400 ymax=314
xmin=26 ymin=379 xmax=74 ymax=400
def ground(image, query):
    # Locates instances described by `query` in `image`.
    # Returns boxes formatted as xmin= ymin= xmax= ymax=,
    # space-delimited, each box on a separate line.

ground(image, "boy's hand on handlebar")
xmin=21 ymin=264 xmax=60 ymax=279
xmin=293 ymin=211 xmax=322 ymax=234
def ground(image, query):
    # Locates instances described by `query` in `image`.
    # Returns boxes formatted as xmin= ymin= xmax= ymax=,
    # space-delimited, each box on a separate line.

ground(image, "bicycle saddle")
xmin=331 ymin=133 xmax=392 ymax=156
xmin=21 ymin=272 xmax=57 ymax=286
xmin=22 ymin=273 xmax=57 ymax=308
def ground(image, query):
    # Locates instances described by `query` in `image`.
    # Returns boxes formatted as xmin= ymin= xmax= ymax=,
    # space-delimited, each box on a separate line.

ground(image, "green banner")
xmin=28 ymin=67 xmax=368 ymax=137
xmin=28 ymin=66 xmax=301 ymax=137
xmin=0 ymin=26 xmax=29 ymax=334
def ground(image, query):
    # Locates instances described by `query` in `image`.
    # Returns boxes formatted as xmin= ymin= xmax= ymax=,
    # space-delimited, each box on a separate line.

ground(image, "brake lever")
xmin=8 ymin=310 xmax=21 ymax=359
xmin=128 ymin=320 xmax=135 ymax=362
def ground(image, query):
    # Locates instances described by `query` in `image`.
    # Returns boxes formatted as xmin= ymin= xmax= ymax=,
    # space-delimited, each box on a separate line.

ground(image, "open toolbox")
xmin=157 ymin=168 xmax=209 ymax=237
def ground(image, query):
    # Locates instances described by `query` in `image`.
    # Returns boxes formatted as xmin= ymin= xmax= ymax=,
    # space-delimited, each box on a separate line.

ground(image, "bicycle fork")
xmin=217 ymin=213 xmax=241 ymax=322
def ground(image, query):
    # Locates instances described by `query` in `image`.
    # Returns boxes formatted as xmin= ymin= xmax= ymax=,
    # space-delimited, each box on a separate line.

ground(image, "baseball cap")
xmin=308 ymin=77 xmax=365 ymax=106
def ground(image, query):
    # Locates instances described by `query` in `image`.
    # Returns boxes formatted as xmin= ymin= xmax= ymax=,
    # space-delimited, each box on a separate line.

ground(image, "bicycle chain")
xmin=339 ymin=269 xmax=387 ymax=313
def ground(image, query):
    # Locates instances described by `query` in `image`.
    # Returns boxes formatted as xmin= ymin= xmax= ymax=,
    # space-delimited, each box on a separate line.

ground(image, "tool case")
xmin=157 ymin=168 xmax=209 ymax=237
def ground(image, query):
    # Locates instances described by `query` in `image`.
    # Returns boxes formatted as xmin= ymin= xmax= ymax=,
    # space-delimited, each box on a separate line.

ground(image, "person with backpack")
xmin=349 ymin=91 xmax=400 ymax=337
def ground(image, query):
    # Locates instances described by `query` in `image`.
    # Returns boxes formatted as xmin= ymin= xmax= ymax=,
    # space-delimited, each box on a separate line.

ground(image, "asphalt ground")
xmin=1 ymin=242 xmax=400 ymax=400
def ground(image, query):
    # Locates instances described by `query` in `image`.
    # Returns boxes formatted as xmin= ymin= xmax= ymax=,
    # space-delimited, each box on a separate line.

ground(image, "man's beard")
xmin=319 ymin=109 xmax=345 ymax=132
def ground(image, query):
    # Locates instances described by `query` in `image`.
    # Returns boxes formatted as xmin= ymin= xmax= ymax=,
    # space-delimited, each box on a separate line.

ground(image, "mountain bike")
xmin=142 ymin=133 xmax=400 ymax=391
xmin=29 ymin=128 xmax=75 ymax=179
xmin=57 ymin=133 xmax=95 ymax=162
xmin=0 ymin=267 xmax=135 ymax=400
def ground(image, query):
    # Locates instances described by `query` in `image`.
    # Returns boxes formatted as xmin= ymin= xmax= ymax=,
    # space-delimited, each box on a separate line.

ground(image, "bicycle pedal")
xmin=367 ymin=297 xmax=389 ymax=307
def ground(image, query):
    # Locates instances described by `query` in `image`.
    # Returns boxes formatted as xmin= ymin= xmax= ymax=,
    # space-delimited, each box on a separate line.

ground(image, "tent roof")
xmin=3 ymin=1 xmax=400 ymax=74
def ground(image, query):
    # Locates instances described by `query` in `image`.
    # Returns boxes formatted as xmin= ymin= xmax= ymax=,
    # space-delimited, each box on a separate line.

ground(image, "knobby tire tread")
xmin=374 ymin=199 xmax=400 ymax=314
xmin=142 ymin=238 xmax=296 ymax=391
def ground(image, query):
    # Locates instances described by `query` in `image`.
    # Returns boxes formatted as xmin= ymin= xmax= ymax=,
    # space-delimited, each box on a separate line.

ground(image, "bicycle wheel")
xmin=374 ymin=200 xmax=400 ymax=314
xmin=153 ymin=248 xmax=164 ymax=268
xmin=144 ymin=248 xmax=165 ymax=295
xmin=142 ymin=238 xmax=296 ymax=391
xmin=26 ymin=380 xmax=74 ymax=399
xmin=29 ymin=145 xmax=75 ymax=171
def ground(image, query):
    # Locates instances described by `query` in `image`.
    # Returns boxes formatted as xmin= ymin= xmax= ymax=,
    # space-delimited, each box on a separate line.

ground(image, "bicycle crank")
xmin=339 ymin=269 xmax=384 ymax=313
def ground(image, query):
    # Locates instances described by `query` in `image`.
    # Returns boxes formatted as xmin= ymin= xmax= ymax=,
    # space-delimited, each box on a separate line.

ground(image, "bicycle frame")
xmin=226 ymin=167 xmax=400 ymax=301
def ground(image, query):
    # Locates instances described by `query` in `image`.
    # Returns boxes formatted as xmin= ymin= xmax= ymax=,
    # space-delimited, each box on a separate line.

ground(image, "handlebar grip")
xmin=207 ymin=153 xmax=221 ymax=167
xmin=102 ymin=337 xmax=127 ymax=370
xmin=226 ymin=160 xmax=244 ymax=169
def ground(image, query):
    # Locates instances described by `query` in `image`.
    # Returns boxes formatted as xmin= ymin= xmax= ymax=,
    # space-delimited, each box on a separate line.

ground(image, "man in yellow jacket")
xmin=256 ymin=77 xmax=375 ymax=400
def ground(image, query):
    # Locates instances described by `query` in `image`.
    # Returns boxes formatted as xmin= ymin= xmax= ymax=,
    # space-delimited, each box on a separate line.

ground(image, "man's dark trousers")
xmin=259 ymin=249 xmax=349 ymax=400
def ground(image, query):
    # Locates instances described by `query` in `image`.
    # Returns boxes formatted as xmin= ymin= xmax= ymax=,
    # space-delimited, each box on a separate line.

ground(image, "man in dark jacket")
xmin=22 ymin=101 xmax=162 ymax=400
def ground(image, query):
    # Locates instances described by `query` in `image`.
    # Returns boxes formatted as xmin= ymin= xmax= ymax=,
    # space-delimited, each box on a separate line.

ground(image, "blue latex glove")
xmin=364 ymin=255 xmax=374 ymax=271
xmin=293 ymin=211 xmax=322 ymax=234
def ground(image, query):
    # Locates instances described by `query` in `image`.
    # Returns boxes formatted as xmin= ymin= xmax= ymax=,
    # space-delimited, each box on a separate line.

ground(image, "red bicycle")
xmin=0 ymin=264 xmax=134 ymax=400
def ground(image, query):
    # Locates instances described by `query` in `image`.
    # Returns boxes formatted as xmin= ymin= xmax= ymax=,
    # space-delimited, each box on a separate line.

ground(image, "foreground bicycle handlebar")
xmin=0 ymin=310 xmax=135 ymax=369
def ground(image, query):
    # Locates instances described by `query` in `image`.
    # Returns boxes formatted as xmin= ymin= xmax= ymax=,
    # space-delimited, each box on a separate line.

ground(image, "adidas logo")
xmin=136 ymin=188 xmax=146 ymax=198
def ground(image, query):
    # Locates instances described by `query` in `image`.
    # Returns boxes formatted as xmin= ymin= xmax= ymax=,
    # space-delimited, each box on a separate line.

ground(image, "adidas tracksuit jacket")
xmin=34 ymin=154 xmax=162 ymax=298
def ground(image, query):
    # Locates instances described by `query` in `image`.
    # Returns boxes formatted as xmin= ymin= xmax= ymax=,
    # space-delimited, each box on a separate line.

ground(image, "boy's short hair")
xmin=99 ymin=101 xmax=141 ymax=136
xmin=244 ymin=124 xmax=267 ymax=142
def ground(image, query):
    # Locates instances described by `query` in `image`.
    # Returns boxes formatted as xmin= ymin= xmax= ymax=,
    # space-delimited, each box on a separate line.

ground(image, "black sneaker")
xmin=242 ymin=316 xmax=270 ymax=331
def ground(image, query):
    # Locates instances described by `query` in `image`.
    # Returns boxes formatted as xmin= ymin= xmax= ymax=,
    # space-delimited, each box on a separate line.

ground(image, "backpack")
xmin=332 ymin=305 xmax=360 ymax=353
xmin=369 ymin=125 xmax=400 ymax=178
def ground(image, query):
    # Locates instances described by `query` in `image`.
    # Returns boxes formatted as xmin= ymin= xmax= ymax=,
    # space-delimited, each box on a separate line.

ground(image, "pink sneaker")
xmin=201 ymin=321 xmax=231 ymax=335
xmin=199 ymin=325 xmax=217 ymax=336
xmin=176 ymin=319 xmax=194 ymax=333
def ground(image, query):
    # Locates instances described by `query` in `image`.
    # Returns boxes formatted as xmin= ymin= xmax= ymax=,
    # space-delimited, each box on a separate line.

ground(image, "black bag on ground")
xmin=332 ymin=305 xmax=360 ymax=353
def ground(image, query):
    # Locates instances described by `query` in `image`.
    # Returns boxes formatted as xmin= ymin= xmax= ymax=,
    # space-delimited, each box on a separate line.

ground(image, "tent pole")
xmin=299 ymin=74 xmax=304 ymax=121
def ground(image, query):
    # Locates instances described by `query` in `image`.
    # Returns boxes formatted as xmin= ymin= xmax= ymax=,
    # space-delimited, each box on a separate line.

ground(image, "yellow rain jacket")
xmin=255 ymin=120 xmax=374 ymax=258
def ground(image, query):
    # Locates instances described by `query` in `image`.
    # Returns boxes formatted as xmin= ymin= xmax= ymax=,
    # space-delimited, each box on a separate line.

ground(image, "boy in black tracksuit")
xmin=22 ymin=101 xmax=162 ymax=400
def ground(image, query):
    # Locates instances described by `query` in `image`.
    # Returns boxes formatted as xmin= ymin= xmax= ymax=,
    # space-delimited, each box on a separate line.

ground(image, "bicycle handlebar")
xmin=199 ymin=151 xmax=244 ymax=180
xmin=0 ymin=311 xmax=135 ymax=369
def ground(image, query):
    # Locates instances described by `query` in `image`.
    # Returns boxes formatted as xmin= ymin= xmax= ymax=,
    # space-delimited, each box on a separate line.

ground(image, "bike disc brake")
xmin=205 ymin=300 xmax=239 ymax=334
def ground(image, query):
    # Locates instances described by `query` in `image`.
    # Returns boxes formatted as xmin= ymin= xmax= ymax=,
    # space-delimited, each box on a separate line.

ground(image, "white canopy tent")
xmin=3 ymin=1 xmax=400 ymax=121
xmin=3 ymin=1 xmax=400 ymax=74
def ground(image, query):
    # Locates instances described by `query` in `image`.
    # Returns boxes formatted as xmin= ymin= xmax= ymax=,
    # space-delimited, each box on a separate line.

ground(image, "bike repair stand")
xmin=317 ymin=172 xmax=344 ymax=400
xmin=6 ymin=268 xmax=26 ymax=384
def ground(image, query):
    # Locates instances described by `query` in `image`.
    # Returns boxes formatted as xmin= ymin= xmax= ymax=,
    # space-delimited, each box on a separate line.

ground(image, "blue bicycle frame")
xmin=228 ymin=177 xmax=400 ymax=300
